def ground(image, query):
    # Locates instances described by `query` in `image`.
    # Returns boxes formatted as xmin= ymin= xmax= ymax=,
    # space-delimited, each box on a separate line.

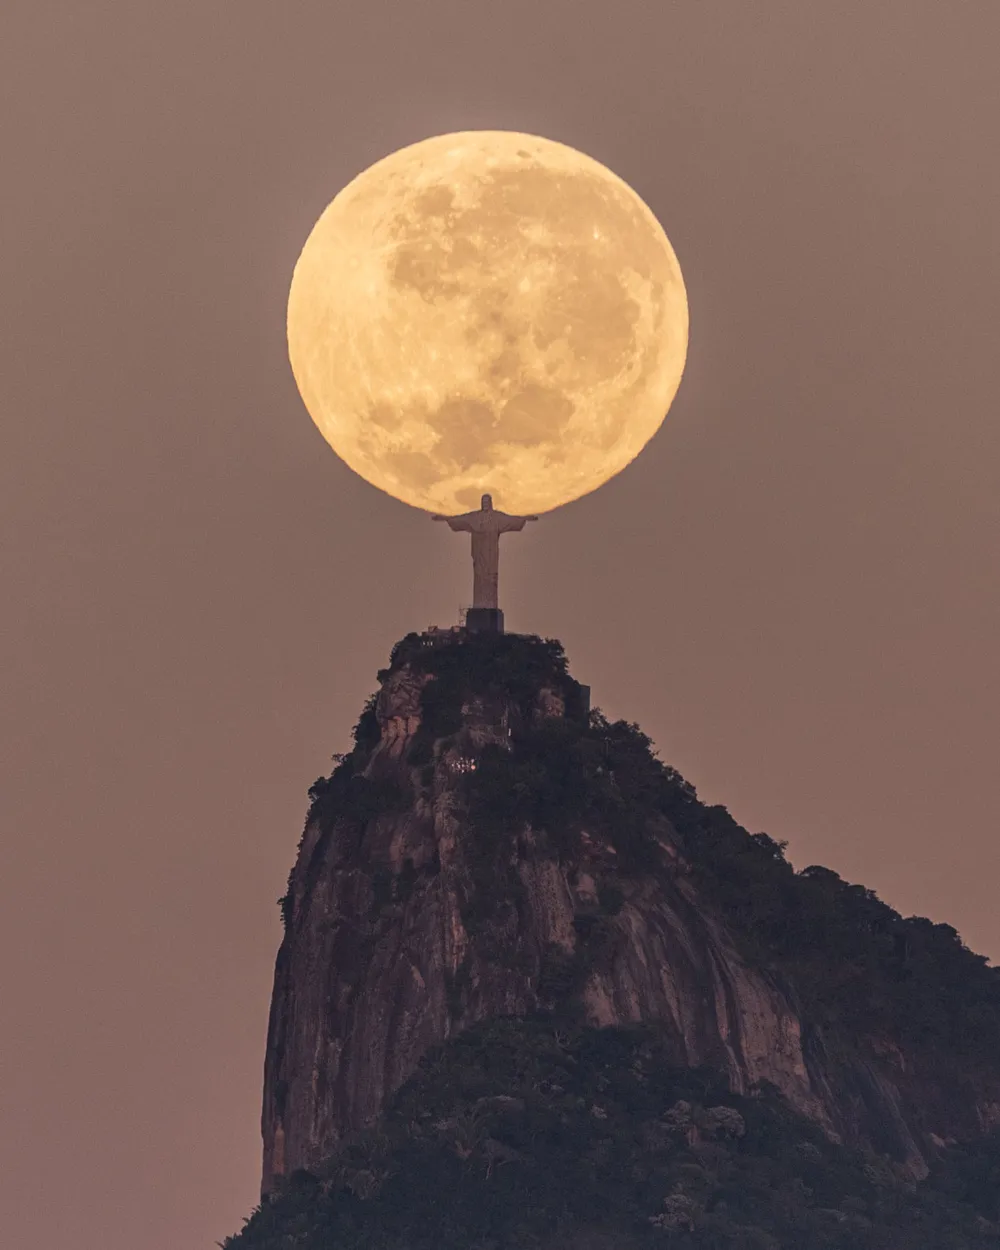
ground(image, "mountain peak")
xmin=258 ymin=632 xmax=1000 ymax=1224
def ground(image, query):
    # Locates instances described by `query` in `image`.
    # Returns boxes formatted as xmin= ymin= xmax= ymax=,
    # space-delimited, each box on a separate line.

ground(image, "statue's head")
xmin=481 ymin=493 xmax=494 ymax=511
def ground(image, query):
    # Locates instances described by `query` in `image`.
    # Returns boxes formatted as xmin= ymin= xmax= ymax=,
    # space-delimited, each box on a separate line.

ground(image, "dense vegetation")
xmin=256 ymin=632 xmax=1000 ymax=1248
xmin=225 ymin=1018 xmax=1000 ymax=1250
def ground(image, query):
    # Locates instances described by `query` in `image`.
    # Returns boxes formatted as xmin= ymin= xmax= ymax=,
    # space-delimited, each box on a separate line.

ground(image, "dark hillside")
xmin=233 ymin=632 xmax=1000 ymax=1247
xmin=227 ymin=1018 xmax=1000 ymax=1249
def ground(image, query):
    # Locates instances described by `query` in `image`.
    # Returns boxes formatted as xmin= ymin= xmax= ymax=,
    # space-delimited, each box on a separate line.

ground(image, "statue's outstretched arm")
xmin=496 ymin=513 xmax=539 ymax=533
xmin=431 ymin=512 xmax=476 ymax=532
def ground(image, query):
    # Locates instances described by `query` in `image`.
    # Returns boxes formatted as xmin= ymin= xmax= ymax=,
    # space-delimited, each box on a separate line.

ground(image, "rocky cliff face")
xmin=261 ymin=631 xmax=1000 ymax=1194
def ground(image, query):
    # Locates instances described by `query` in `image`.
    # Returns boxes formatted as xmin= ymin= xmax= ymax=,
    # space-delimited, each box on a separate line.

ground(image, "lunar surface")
xmin=287 ymin=130 xmax=688 ymax=515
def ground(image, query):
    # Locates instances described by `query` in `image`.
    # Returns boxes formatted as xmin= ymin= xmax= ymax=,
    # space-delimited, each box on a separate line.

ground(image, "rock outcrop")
xmin=260 ymin=630 xmax=1000 ymax=1194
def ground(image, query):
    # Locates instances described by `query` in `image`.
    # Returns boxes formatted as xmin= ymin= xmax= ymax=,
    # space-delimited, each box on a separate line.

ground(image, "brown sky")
xmin=1 ymin=2 xmax=998 ymax=1247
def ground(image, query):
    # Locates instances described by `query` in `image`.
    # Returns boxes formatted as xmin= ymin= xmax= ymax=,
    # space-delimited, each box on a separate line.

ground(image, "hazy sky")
xmin=2 ymin=3 xmax=998 ymax=1248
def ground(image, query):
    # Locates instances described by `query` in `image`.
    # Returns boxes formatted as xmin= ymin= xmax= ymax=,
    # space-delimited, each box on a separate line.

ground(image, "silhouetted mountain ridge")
xmin=225 ymin=632 xmax=1000 ymax=1248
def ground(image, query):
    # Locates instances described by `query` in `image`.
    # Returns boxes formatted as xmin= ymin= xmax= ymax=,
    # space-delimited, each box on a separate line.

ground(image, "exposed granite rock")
xmin=260 ymin=631 xmax=1000 ymax=1193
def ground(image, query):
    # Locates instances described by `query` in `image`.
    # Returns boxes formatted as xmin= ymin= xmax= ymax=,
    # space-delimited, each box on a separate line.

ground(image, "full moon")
xmin=287 ymin=131 xmax=688 ymax=515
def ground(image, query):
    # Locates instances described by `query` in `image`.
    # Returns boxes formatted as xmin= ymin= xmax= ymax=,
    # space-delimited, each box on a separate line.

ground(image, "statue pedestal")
xmin=465 ymin=608 xmax=505 ymax=634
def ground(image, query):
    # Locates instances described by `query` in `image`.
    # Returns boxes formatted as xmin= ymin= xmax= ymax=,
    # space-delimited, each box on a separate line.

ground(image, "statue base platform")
xmin=465 ymin=608 xmax=505 ymax=634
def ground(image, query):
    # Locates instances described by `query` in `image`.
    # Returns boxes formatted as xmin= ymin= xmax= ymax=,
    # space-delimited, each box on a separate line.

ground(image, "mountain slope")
xmin=232 ymin=630 xmax=1000 ymax=1246
xmin=230 ymin=1018 xmax=1000 ymax=1249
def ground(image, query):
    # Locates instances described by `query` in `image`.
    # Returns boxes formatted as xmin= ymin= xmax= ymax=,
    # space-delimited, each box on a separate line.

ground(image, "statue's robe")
xmin=443 ymin=509 xmax=530 ymax=608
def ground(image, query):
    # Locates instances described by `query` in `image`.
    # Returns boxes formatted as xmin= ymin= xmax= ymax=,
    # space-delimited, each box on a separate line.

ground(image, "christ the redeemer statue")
xmin=432 ymin=493 xmax=538 ymax=613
